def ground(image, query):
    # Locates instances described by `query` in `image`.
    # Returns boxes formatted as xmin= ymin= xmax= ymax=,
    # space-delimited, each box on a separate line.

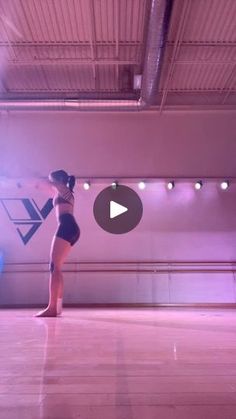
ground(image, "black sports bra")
xmin=53 ymin=184 xmax=74 ymax=207
xmin=54 ymin=196 xmax=73 ymax=206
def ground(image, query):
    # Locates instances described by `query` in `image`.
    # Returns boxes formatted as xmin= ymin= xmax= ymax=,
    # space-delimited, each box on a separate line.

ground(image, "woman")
xmin=36 ymin=170 xmax=80 ymax=317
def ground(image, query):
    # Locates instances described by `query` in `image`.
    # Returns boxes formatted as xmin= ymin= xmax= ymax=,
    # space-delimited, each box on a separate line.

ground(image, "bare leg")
xmin=57 ymin=272 xmax=63 ymax=315
xmin=35 ymin=236 xmax=71 ymax=317
xmin=57 ymin=297 xmax=63 ymax=315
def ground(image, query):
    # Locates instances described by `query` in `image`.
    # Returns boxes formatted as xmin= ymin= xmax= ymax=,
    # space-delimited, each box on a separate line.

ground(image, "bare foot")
xmin=35 ymin=307 xmax=57 ymax=317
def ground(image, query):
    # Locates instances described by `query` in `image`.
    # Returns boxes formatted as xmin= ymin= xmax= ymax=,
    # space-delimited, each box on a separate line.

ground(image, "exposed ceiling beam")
xmin=4 ymin=58 xmax=235 ymax=66
xmin=0 ymin=41 xmax=142 ymax=47
xmin=159 ymin=0 xmax=192 ymax=113
xmin=115 ymin=0 xmax=120 ymax=90
xmin=4 ymin=88 xmax=235 ymax=94
xmin=167 ymin=41 xmax=236 ymax=47
xmin=160 ymin=89 xmax=236 ymax=93
xmin=89 ymin=0 xmax=97 ymax=89
xmin=0 ymin=5 xmax=18 ymax=60
xmin=221 ymin=64 xmax=236 ymax=104
xmin=6 ymin=59 xmax=139 ymax=66
xmin=173 ymin=60 xmax=236 ymax=65
xmin=18 ymin=0 xmax=51 ymax=92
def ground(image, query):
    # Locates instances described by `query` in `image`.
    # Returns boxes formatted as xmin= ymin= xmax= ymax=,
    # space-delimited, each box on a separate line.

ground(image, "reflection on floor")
xmin=0 ymin=307 xmax=236 ymax=419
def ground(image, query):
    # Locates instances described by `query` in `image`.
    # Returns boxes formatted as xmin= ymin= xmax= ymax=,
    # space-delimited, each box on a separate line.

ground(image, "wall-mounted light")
xmin=138 ymin=181 xmax=146 ymax=190
xmin=220 ymin=181 xmax=229 ymax=190
xmin=111 ymin=181 xmax=118 ymax=190
xmin=195 ymin=181 xmax=203 ymax=190
xmin=83 ymin=181 xmax=90 ymax=190
xmin=167 ymin=181 xmax=175 ymax=190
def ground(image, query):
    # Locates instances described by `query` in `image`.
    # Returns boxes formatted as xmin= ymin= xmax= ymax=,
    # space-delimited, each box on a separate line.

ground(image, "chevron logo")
xmin=1 ymin=198 xmax=53 ymax=245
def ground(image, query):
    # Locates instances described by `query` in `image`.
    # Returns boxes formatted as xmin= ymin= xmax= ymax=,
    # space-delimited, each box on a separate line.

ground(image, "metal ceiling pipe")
xmin=140 ymin=0 xmax=173 ymax=107
xmin=0 ymin=99 xmax=143 ymax=111
xmin=0 ymin=0 xmax=173 ymax=112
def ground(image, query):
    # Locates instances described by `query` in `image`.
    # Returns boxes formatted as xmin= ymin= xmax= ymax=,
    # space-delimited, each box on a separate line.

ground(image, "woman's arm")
xmin=30 ymin=177 xmax=54 ymax=192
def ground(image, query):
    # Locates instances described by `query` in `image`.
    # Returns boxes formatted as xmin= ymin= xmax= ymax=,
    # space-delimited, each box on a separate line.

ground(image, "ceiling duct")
xmin=0 ymin=0 xmax=173 ymax=112
xmin=0 ymin=99 xmax=141 ymax=111
xmin=140 ymin=0 xmax=173 ymax=107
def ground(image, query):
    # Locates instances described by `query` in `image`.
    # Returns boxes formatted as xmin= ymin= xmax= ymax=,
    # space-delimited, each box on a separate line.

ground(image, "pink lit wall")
xmin=0 ymin=110 xmax=236 ymax=305
xmin=1 ymin=110 xmax=236 ymax=178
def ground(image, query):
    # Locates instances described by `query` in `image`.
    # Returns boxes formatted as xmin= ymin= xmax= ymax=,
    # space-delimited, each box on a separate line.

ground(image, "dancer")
xmin=36 ymin=170 xmax=80 ymax=317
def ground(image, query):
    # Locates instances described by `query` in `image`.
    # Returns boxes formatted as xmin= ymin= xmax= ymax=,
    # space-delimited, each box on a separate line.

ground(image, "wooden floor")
xmin=1 ymin=307 xmax=236 ymax=419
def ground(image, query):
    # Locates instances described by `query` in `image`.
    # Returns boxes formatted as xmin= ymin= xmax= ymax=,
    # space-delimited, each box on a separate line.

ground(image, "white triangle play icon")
xmin=110 ymin=201 xmax=128 ymax=219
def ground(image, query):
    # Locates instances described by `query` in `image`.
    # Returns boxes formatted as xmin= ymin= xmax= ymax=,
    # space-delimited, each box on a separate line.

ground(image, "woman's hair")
xmin=67 ymin=175 xmax=76 ymax=192
xmin=49 ymin=170 xmax=76 ymax=192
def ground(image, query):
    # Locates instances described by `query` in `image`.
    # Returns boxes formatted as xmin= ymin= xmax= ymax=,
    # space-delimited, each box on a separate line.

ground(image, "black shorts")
xmin=56 ymin=213 xmax=80 ymax=246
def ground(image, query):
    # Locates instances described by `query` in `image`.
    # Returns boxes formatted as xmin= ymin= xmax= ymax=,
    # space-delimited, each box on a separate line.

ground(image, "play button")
xmin=110 ymin=201 xmax=128 ymax=219
xmin=93 ymin=185 xmax=143 ymax=234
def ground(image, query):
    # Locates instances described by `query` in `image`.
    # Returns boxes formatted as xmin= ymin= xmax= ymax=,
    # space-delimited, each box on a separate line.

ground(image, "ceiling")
xmin=0 ymin=0 xmax=235 ymax=110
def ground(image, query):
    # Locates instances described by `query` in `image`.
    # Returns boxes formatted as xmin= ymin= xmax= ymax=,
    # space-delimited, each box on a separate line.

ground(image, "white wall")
xmin=1 ymin=110 xmax=236 ymax=178
xmin=1 ymin=110 xmax=236 ymax=305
